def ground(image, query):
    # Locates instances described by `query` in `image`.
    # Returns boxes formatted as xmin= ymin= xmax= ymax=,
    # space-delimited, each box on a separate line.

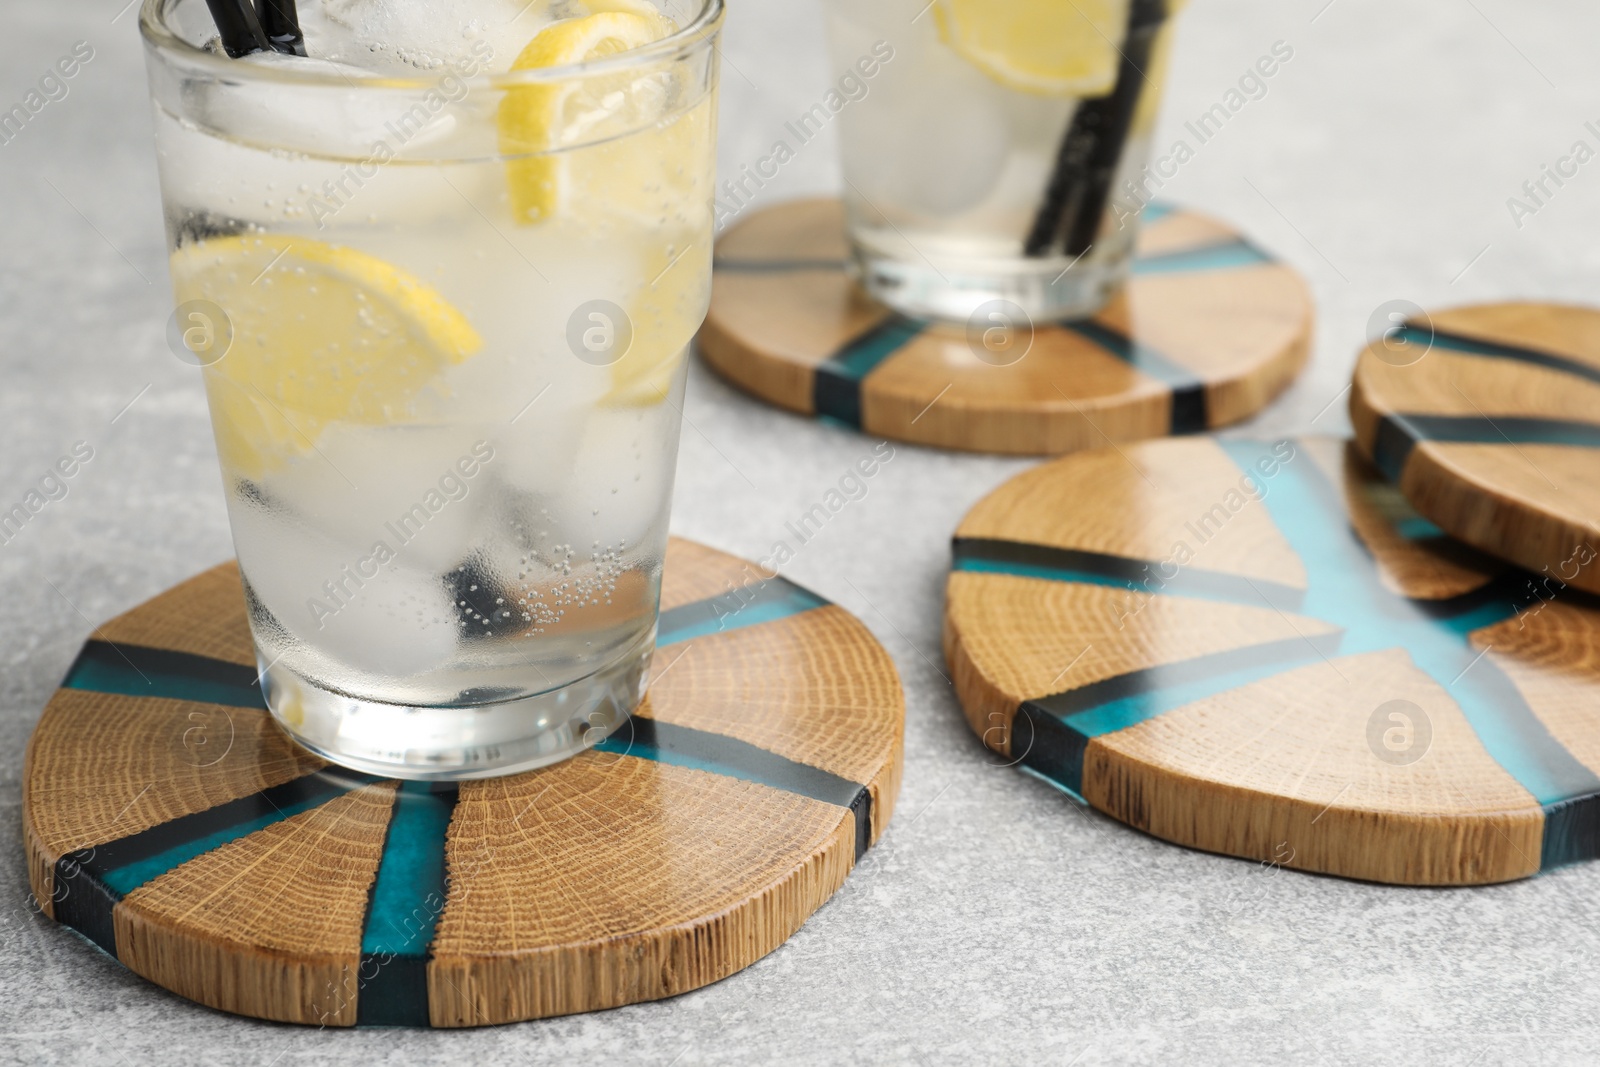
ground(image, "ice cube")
xmin=227 ymin=485 xmax=461 ymax=678
xmin=487 ymin=388 xmax=591 ymax=507
xmin=261 ymin=423 xmax=497 ymax=577
xmin=152 ymin=108 xmax=477 ymax=234
xmin=551 ymin=396 xmax=679 ymax=551
xmin=307 ymin=563 xmax=462 ymax=680
xmin=827 ymin=7 xmax=1010 ymax=219
xmin=298 ymin=0 xmax=550 ymax=75
xmin=197 ymin=51 xmax=461 ymax=156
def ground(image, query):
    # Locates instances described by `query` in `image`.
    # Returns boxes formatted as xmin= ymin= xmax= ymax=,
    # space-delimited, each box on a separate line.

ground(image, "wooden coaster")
xmin=698 ymin=198 xmax=1311 ymax=455
xmin=1351 ymin=302 xmax=1600 ymax=595
xmin=945 ymin=436 xmax=1600 ymax=886
xmin=22 ymin=539 xmax=903 ymax=1027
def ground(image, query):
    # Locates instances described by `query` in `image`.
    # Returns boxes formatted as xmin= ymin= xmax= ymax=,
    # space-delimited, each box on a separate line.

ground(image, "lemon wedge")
xmin=583 ymin=0 xmax=676 ymax=25
xmin=498 ymin=3 xmax=713 ymax=406
xmin=170 ymin=235 xmax=482 ymax=478
xmin=603 ymin=237 xmax=710 ymax=405
xmin=497 ymin=11 xmax=674 ymax=224
xmin=934 ymin=0 xmax=1130 ymax=98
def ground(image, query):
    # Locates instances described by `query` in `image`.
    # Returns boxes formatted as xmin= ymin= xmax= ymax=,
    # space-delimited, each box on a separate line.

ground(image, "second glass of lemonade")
xmin=824 ymin=0 xmax=1178 ymax=322
xmin=142 ymin=0 xmax=723 ymax=778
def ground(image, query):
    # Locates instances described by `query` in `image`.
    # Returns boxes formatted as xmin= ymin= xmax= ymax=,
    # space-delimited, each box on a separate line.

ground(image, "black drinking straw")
xmin=1024 ymin=0 xmax=1168 ymax=259
xmin=1022 ymin=101 xmax=1096 ymax=257
xmin=256 ymin=0 xmax=307 ymax=57
xmin=203 ymin=0 xmax=299 ymax=58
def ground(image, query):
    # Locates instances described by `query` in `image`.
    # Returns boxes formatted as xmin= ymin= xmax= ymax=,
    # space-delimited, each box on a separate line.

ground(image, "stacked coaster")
xmin=23 ymin=539 xmax=903 ymax=1027
xmin=1350 ymin=302 xmax=1600 ymax=594
xmin=698 ymin=199 xmax=1312 ymax=454
xmin=945 ymin=436 xmax=1600 ymax=886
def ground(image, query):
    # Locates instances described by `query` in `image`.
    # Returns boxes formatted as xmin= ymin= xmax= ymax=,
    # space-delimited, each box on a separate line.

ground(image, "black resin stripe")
xmin=49 ymin=851 xmax=124 ymax=957
xmin=64 ymin=641 xmax=263 ymax=709
xmin=1011 ymin=634 xmax=1342 ymax=796
xmin=1409 ymin=571 xmax=1541 ymax=622
xmin=848 ymin=787 xmax=874 ymax=862
xmin=974 ymin=438 xmax=1600 ymax=872
xmin=812 ymin=316 xmax=926 ymax=428
xmin=52 ymin=767 xmax=380 ymax=955
xmin=354 ymin=941 xmax=432 ymax=1027
xmin=595 ymin=716 xmax=873 ymax=861
xmin=813 ymin=314 xmax=1210 ymax=434
xmin=49 ymin=579 xmax=879 ymax=1002
xmin=1370 ymin=413 xmax=1600 ymax=483
xmin=1227 ymin=440 xmax=1600 ymax=863
xmin=951 ymin=537 xmax=1306 ymax=612
xmin=1027 ymin=633 xmax=1339 ymax=723
xmin=952 ymin=536 xmax=1525 ymax=625
xmin=60 ymin=597 xmax=868 ymax=842
xmin=1063 ymin=320 xmax=1208 ymax=434
xmin=1404 ymin=324 xmax=1600 ymax=387
xmin=1542 ymin=792 xmax=1600 ymax=869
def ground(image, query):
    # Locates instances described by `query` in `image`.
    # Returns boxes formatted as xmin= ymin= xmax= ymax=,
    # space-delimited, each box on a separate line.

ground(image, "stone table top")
xmin=3 ymin=0 xmax=1598 ymax=1063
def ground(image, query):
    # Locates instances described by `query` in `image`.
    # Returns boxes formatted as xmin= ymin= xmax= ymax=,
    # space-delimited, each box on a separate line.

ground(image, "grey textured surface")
xmin=3 ymin=0 xmax=1599 ymax=1063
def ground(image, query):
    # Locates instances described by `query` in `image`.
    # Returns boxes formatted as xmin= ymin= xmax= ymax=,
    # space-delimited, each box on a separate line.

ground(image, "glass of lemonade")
xmin=141 ymin=0 xmax=722 ymax=778
xmin=823 ymin=0 xmax=1178 ymax=322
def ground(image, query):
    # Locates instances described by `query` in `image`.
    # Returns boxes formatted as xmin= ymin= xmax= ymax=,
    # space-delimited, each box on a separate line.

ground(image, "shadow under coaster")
xmin=944 ymin=436 xmax=1600 ymax=885
xmin=698 ymin=198 xmax=1312 ymax=455
xmin=23 ymin=538 xmax=904 ymax=1027
xmin=1351 ymin=300 xmax=1600 ymax=595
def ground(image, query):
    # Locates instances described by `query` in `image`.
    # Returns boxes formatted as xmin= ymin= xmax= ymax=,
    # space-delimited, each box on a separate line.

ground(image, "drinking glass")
xmin=141 ymin=0 xmax=723 ymax=778
xmin=822 ymin=0 xmax=1176 ymax=322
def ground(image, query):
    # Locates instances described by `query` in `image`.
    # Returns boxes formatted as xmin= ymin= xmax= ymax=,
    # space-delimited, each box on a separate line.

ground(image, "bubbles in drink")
xmin=156 ymin=0 xmax=712 ymax=730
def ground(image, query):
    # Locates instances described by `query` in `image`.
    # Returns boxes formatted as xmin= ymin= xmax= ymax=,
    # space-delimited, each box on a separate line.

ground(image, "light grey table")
xmin=4 ymin=0 xmax=1599 ymax=1063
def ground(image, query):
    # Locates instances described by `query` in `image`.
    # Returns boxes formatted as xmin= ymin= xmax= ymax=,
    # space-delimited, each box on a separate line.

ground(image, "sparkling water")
xmin=144 ymin=0 xmax=721 ymax=776
xmin=822 ymin=0 xmax=1168 ymax=321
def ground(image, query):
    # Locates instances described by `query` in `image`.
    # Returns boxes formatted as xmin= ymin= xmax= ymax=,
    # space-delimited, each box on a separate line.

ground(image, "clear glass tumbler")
xmin=823 ymin=0 xmax=1177 ymax=322
xmin=141 ymin=0 xmax=723 ymax=778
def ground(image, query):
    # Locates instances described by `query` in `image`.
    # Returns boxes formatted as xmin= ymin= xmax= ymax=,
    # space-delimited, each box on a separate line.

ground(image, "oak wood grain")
xmin=23 ymin=538 xmax=903 ymax=1026
xmin=699 ymin=198 xmax=1311 ymax=454
xmin=117 ymin=782 xmax=397 ymax=1026
xmin=1350 ymin=301 xmax=1600 ymax=594
xmin=946 ymin=436 xmax=1600 ymax=885
xmin=429 ymin=755 xmax=854 ymax=1026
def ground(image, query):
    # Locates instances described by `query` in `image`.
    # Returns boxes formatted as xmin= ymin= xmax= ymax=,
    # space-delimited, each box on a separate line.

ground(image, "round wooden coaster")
xmin=945 ymin=436 xmax=1600 ymax=886
xmin=698 ymin=198 xmax=1311 ymax=455
xmin=1350 ymin=302 xmax=1600 ymax=595
xmin=23 ymin=539 xmax=903 ymax=1027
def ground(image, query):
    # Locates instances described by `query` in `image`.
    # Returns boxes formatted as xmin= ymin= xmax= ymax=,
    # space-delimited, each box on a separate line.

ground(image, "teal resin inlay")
xmin=51 ymin=571 xmax=871 ymax=1022
xmin=1216 ymin=441 xmax=1597 ymax=808
xmin=1131 ymin=239 xmax=1270 ymax=276
xmin=965 ymin=441 xmax=1600 ymax=868
xmin=656 ymin=577 xmax=827 ymax=647
xmin=360 ymin=782 xmax=456 ymax=958
xmin=804 ymin=202 xmax=1271 ymax=429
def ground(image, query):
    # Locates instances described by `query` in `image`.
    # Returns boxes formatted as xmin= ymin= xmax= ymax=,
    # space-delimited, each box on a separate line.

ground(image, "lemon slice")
xmin=934 ymin=0 xmax=1130 ymax=98
xmin=498 ymin=3 xmax=712 ymax=406
xmin=595 ymin=93 xmax=715 ymax=406
xmin=583 ymin=0 xmax=676 ymax=24
xmin=603 ymin=237 xmax=710 ymax=405
xmin=497 ymin=11 xmax=673 ymax=224
xmin=170 ymin=235 xmax=482 ymax=478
